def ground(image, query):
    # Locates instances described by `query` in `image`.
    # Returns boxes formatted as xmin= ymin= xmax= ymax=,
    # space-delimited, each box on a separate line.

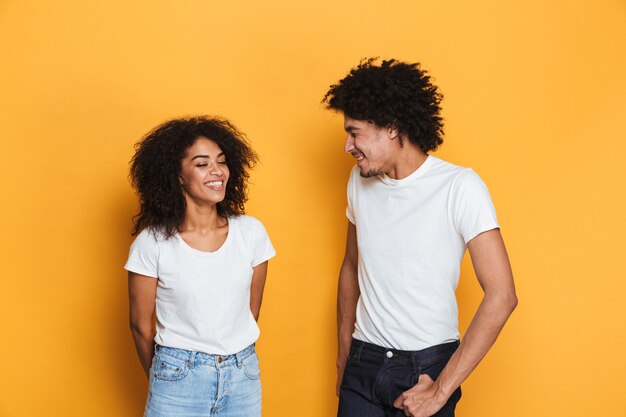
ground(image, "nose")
xmin=344 ymin=135 xmax=355 ymax=153
xmin=209 ymin=161 xmax=223 ymax=176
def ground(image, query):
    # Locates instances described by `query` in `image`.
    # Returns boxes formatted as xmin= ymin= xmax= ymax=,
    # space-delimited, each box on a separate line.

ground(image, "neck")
xmin=385 ymin=143 xmax=429 ymax=180
xmin=181 ymin=199 xmax=224 ymax=233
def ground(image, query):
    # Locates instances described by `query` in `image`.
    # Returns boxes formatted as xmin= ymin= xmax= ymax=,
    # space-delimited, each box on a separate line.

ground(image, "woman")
xmin=125 ymin=116 xmax=275 ymax=417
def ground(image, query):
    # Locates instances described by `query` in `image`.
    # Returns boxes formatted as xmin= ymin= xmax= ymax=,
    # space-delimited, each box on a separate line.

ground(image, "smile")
xmin=351 ymin=151 xmax=365 ymax=162
xmin=204 ymin=181 xmax=224 ymax=189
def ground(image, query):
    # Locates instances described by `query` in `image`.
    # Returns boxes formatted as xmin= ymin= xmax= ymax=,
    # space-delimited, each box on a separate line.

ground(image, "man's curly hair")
xmin=322 ymin=57 xmax=444 ymax=152
xmin=129 ymin=116 xmax=258 ymax=238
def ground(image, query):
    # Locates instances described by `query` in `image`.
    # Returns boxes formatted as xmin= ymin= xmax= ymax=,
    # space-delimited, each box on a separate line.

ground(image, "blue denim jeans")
xmin=144 ymin=344 xmax=261 ymax=417
xmin=338 ymin=339 xmax=462 ymax=417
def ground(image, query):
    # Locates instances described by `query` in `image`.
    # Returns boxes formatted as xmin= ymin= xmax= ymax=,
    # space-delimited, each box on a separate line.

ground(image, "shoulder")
xmin=232 ymin=214 xmax=268 ymax=234
xmin=132 ymin=227 xmax=162 ymax=244
xmin=347 ymin=165 xmax=360 ymax=186
xmin=348 ymin=164 xmax=373 ymax=191
xmin=448 ymin=167 xmax=494 ymax=210
xmin=130 ymin=227 xmax=168 ymax=249
xmin=426 ymin=156 xmax=486 ymax=188
xmin=426 ymin=155 xmax=465 ymax=177
xmin=452 ymin=168 xmax=488 ymax=190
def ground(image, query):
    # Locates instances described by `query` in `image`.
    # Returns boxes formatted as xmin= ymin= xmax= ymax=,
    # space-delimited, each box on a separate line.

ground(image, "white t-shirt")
xmin=346 ymin=155 xmax=499 ymax=350
xmin=124 ymin=215 xmax=275 ymax=355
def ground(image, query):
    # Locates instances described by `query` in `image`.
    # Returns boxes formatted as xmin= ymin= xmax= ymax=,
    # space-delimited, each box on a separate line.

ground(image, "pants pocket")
xmin=152 ymin=354 xmax=189 ymax=382
xmin=384 ymin=366 xmax=421 ymax=407
xmin=420 ymin=353 xmax=451 ymax=382
xmin=242 ymin=353 xmax=261 ymax=380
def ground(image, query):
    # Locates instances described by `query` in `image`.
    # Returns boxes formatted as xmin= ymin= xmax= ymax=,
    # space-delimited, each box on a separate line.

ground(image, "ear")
xmin=387 ymin=123 xmax=399 ymax=140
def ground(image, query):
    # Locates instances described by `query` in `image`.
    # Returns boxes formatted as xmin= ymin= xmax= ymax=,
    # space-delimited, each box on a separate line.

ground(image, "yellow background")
xmin=1 ymin=1 xmax=625 ymax=416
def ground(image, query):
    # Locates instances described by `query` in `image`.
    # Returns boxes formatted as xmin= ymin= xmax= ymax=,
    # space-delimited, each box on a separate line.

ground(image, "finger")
xmin=395 ymin=396 xmax=414 ymax=409
xmin=393 ymin=393 xmax=407 ymax=408
xmin=419 ymin=373 xmax=434 ymax=384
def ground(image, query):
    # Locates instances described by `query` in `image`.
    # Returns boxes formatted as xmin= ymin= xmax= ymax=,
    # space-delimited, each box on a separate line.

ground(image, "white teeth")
xmin=206 ymin=181 xmax=223 ymax=187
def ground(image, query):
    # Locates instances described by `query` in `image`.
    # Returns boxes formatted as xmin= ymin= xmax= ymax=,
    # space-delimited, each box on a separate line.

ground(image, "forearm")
xmin=130 ymin=325 xmax=155 ymax=377
xmin=337 ymin=264 xmax=359 ymax=367
xmin=434 ymin=292 xmax=517 ymax=399
xmin=337 ymin=310 xmax=356 ymax=367
xmin=250 ymin=262 xmax=268 ymax=322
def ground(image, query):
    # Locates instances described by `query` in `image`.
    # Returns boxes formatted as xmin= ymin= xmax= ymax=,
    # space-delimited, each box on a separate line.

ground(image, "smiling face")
xmin=343 ymin=116 xmax=399 ymax=177
xmin=179 ymin=137 xmax=229 ymax=207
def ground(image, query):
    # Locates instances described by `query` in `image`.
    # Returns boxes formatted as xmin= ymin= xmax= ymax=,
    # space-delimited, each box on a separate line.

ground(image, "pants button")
xmin=386 ymin=351 xmax=393 ymax=358
xmin=217 ymin=357 xmax=223 ymax=363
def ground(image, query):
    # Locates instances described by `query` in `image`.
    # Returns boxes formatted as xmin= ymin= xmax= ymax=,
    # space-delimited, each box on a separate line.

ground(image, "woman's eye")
xmin=218 ymin=161 xmax=227 ymax=165
xmin=196 ymin=163 xmax=208 ymax=167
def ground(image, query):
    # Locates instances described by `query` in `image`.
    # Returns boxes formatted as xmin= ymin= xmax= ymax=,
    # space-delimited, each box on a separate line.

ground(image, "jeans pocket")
xmin=384 ymin=366 xmax=422 ymax=407
xmin=242 ymin=353 xmax=261 ymax=380
xmin=345 ymin=342 xmax=361 ymax=366
xmin=420 ymin=353 xmax=452 ymax=382
xmin=152 ymin=354 xmax=189 ymax=382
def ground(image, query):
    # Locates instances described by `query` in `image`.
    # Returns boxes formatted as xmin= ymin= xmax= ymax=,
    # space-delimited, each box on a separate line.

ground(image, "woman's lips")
xmin=204 ymin=180 xmax=224 ymax=190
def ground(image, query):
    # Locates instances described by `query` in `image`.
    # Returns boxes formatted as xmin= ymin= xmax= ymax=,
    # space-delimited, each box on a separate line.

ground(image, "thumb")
xmin=393 ymin=393 xmax=406 ymax=408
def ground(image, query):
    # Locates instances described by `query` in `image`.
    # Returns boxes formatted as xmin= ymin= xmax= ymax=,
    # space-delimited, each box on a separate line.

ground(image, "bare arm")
xmin=394 ymin=229 xmax=518 ymax=416
xmin=336 ymin=221 xmax=360 ymax=395
xmin=128 ymin=272 xmax=157 ymax=377
xmin=250 ymin=261 xmax=269 ymax=321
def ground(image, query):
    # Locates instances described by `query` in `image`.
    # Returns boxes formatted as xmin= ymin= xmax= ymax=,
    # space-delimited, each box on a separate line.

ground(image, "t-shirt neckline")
xmin=379 ymin=154 xmax=436 ymax=186
xmin=175 ymin=216 xmax=234 ymax=257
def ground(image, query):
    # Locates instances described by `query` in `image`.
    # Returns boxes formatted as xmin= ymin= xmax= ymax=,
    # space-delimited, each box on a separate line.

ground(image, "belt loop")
xmin=188 ymin=351 xmax=196 ymax=369
xmin=411 ymin=351 xmax=419 ymax=373
xmin=235 ymin=351 xmax=243 ymax=368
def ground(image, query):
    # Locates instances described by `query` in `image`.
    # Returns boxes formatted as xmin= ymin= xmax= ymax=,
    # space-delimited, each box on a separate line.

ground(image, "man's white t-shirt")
xmin=124 ymin=215 xmax=275 ymax=355
xmin=346 ymin=155 xmax=499 ymax=351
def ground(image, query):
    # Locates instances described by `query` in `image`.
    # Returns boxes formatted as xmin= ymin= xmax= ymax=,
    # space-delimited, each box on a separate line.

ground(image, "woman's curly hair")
xmin=322 ymin=57 xmax=444 ymax=152
xmin=129 ymin=116 xmax=258 ymax=237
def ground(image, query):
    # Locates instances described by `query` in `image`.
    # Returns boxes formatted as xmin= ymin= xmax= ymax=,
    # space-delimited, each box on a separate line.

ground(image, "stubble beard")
xmin=359 ymin=169 xmax=382 ymax=178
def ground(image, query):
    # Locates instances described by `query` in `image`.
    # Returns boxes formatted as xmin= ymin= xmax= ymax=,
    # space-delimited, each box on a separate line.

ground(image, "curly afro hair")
xmin=129 ymin=116 xmax=258 ymax=237
xmin=322 ymin=57 xmax=444 ymax=152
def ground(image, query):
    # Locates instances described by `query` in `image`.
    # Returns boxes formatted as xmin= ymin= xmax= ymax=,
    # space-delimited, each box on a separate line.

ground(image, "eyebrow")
xmin=191 ymin=152 xmax=225 ymax=161
xmin=344 ymin=126 xmax=359 ymax=133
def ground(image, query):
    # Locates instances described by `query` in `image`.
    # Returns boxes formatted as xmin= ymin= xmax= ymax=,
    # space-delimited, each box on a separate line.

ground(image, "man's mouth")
xmin=351 ymin=152 xmax=365 ymax=163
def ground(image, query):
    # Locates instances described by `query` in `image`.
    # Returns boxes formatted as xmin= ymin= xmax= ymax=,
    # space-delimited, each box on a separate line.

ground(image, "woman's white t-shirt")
xmin=124 ymin=215 xmax=276 ymax=355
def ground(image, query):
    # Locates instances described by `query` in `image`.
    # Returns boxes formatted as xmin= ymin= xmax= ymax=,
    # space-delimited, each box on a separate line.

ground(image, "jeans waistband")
xmin=155 ymin=343 xmax=255 ymax=368
xmin=351 ymin=338 xmax=459 ymax=366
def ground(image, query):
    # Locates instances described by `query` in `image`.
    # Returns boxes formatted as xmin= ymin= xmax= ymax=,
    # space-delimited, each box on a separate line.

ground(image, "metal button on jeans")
xmin=386 ymin=351 xmax=393 ymax=358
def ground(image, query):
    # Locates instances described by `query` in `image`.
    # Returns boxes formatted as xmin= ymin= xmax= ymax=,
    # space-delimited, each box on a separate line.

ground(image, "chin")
xmin=359 ymin=168 xmax=381 ymax=178
xmin=201 ymin=195 xmax=226 ymax=205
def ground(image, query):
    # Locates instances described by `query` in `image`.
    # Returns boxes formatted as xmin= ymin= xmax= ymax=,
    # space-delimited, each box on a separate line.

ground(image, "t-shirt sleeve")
xmin=124 ymin=229 xmax=159 ymax=278
xmin=346 ymin=166 xmax=357 ymax=225
xmin=450 ymin=168 xmax=500 ymax=244
xmin=251 ymin=219 xmax=276 ymax=267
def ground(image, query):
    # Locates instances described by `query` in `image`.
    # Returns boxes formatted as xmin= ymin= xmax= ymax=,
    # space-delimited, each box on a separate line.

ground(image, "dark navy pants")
xmin=337 ymin=339 xmax=462 ymax=417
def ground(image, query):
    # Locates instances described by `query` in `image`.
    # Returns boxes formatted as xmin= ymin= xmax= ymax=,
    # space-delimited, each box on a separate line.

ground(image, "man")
xmin=323 ymin=58 xmax=518 ymax=417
